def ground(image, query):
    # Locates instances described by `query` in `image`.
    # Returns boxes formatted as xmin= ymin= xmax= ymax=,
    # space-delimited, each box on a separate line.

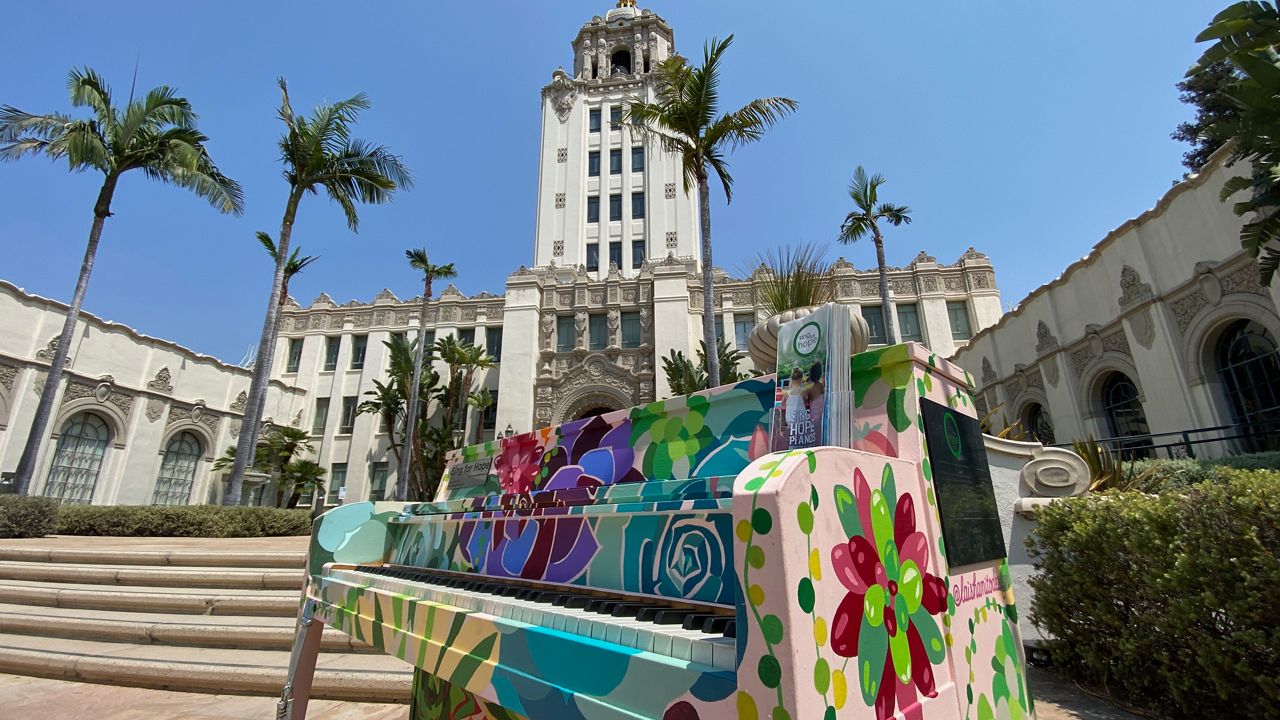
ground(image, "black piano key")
xmin=703 ymin=616 xmax=732 ymax=634
xmin=562 ymin=596 xmax=593 ymax=609
xmin=653 ymin=609 xmax=694 ymax=625
xmin=636 ymin=606 xmax=662 ymax=622
xmin=594 ymin=601 xmax=621 ymax=615
xmin=611 ymin=604 xmax=647 ymax=618
xmin=724 ymin=621 xmax=736 ymax=638
xmin=681 ymin=614 xmax=716 ymax=631
xmin=551 ymin=594 xmax=577 ymax=606
xmin=498 ymin=586 xmax=522 ymax=597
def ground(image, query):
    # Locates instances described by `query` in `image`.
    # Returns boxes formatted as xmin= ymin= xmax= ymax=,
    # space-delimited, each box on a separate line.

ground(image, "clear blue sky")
xmin=0 ymin=1 xmax=1224 ymax=363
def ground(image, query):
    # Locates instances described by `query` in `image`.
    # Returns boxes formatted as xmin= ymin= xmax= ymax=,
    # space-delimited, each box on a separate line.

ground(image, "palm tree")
xmin=224 ymin=79 xmax=412 ymax=506
xmin=467 ymin=387 xmax=494 ymax=445
xmin=396 ymin=249 xmax=456 ymax=501
xmin=838 ymin=167 xmax=912 ymax=345
xmin=624 ymin=36 xmax=796 ymax=388
xmin=257 ymin=231 xmax=318 ymax=308
xmin=0 ymin=67 xmax=243 ymax=494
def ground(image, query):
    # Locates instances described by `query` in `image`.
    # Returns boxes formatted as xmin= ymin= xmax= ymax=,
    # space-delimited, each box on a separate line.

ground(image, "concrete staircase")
xmin=0 ymin=540 xmax=412 ymax=703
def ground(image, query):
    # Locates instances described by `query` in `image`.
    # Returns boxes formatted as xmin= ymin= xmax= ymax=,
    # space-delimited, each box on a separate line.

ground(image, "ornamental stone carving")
xmin=607 ymin=307 xmax=621 ymax=347
xmin=545 ymin=72 xmax=578 ymax=123
xmin=1042 ymin=356 xmax=1060 ymax=387
xmin=981 ymin=357 xmax=997 ymax=384
xmin=911 ymin=251 xmax=937 ymax=266
xmin=575 ymin=311 xmax=588 ymax=349
xmin=145 ymin=398 xmax=164 ymax=423
xmin=1222 ymin=262 xmax=1266 ymax=296
xmin=36 ymin=336 xmax=60 ymax=362
xmin=1034 ymin=321 xmax=1058 ymax=355
xmin=1018 ymin=444 xmax=1090 ymax=499
xmin=890 ymin=278 xmax=915 ymax=295
xmin=485 ymin=304 xmax=503 ymax=319
xmin=231 ymin=391 xmax=248 ymax=413
xmin=1117 ymin=265 xmax=1153 ymax=308
xmin=1102 ymin=329 xmax=1131 ymax=356
xmin=352 ymin=312 xmax=372 ymax=328
xmin=461 ymin=307 xmax=477 ymax=322
xmin=1128 ymin=306 xmax=1156 ymax=349
xmin=837 ymin=281 xmax=855 ymax=298
xmin=664 ymin=183 xmax=677 ymax=199
xmin=541 ymin=313 xmax=556 ymax=350
xmin=968 ymin=272 xmax=992 ymax=290
xmin=922 ymin=276 xmax=939 ymax=293
xmin=590 ymin=289 xmax=604 ymax=304
xmin=62 ymin=381 xmax=95 ymax=404
xmin=294 ymin=317 xmax=309 ymax=332
xmin=229 ymin=420 xmax=241 ymax=439
xmin=1171 ymin=288 xmax=1208 ymax=335
xmin=860 ymin=281 xmax=879 ymax=298
xmin=959 ymin=247 xmax=988 ymax=261
xmin=0 ymin=364 xmax=17 ymax=391
xmin=1069 ymin=346 xmax=1093 ymax=378
xmin=147 ymin=367 xmax=174 ymax=393
xmin=374 ymin=288 xmax=399 ymax=303
xmin=943 ymin=276 xmax=965 ymax=292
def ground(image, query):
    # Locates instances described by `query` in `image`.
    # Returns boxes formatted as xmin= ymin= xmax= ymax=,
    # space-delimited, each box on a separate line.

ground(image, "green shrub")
xmin=56 ymin=505 xmax=312 ymax=537
xmin=1027 ymin=470 xmax=1280 ymax=717
xmin=1124 ymin=452 xmax=1280 ymax=493
xmin=0 ymin=496 xmax=59 ymax=539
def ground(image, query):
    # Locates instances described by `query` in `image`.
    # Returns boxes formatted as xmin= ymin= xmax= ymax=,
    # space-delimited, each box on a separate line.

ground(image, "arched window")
xmin=1100 ymin=372 xmax=1151 ymax=459
xmin=1024 ymin=403 xmax=1056 ymax=445
xmin=611 ymin=49 xmax=632 ymax=75
xmin=1215 ymin=320 xmax=1280 ymax=451
xmin=153 ymin=431 xmax=202 ymax=506
xmin=44 ymin=412 xmax=110 ymax=504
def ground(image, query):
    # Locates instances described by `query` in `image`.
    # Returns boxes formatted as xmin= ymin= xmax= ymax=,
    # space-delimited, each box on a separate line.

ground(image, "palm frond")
xmin=67 ymin=67 xmax=116 ymax=130
xmin=115 ymin=86 xmax=193 ymax=150
xmin=839 ymin=213 xmax=871 ymax=244
xmin=406 ymin=247 xmax=429 ymax=269
xmin=256 ymin=231 xmax=279 ymax=260
xmin=875 ymin=202 xmax=913 ymax=226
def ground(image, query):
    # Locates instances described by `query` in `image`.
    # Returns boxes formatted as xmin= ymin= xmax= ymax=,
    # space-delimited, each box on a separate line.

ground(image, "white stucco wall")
xmin=0 ymin=281 xmax=306 ymax=505
xmin=953 ymin=148 xmax=1280 ymax=454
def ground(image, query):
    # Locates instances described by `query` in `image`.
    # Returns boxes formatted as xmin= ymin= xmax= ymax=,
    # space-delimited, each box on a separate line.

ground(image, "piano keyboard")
xmin=326 ymin=565 xmax=738 ymax=670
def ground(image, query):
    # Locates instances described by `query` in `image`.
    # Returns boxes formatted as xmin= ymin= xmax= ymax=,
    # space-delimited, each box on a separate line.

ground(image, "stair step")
xmin=0 ymin=561 xmax=303 ymax=590
xmin=0 ymin=579 xmax=298 ymax=617
xmin=0 ymin=633 xmax=410 ymax=702
xmin=0 ymin=604 xmax=373 ymax=653
xmin=0 ymin=538 xmax=307 ymax=569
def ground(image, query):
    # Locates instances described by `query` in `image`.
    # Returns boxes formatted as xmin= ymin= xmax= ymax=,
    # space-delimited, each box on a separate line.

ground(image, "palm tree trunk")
xmin=225 ymin=191 xmax=301 ymax=506
xmin=872 ymin=227 xmax=898 ymax=345
xmin=698 ymin=175 xmax=721 ymax=387
xmin=13 ymin=174 xmax=119 ymax=495
xmin=397 ymin=281 xmax=430 ymax=502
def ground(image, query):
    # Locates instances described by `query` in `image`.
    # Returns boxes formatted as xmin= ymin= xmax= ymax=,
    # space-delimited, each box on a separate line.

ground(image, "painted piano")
xmin=281 ymin=343 xmax=1034 ymax=720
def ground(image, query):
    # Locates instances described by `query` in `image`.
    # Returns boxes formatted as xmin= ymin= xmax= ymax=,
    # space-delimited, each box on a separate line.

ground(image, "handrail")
xmin=1054 ymin=419 xmax=1280 ymax=460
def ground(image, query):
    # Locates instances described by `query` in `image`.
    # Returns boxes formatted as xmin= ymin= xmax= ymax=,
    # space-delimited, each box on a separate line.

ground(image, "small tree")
xmin=661 ymin=340 xmax=751 ymax=397
xmin=397 ymin=249 xmax=456 ymax=501
xmin=1172 ymin=59 xmax=1240 ymax=173
xmin=0 ymin=67 xmax=243 ymax=493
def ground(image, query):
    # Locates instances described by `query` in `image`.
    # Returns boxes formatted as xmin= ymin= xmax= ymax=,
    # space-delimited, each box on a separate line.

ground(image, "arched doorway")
xmin=153 ymin=431 xmax=202 ymax=506
xmin=1024 ymin=403 xmax=1056 ymax=445
xmin=1099 ymin=372 xmax=1152 ymax=459
xmin=45 ymin=412 xmax=111 ymax=504
xmin=1215 ymin=319 xmax=1280 ymax=451
xmin=575 ymin=406 xmax=617 ymax=421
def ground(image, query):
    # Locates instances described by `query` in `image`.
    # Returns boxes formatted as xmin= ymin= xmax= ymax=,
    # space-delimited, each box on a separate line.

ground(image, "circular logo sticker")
xmin=943 ymin=413 xmax=964 ymax=459
xmin=793 ymin=321 xmax=822 ymax=356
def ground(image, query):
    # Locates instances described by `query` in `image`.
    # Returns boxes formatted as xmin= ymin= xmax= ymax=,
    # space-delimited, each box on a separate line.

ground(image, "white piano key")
xmin=604 ymin=623 xmax=622 ymax=645
xmin=651 ymin=632 xmax=673 ymax=658
xmin=709 ymin=638 xmax=737 ymax=671
xmin=691 ymin=638 xmax=715 ymax=667
xmin=670 ymin=634 xmax=693 ymax=662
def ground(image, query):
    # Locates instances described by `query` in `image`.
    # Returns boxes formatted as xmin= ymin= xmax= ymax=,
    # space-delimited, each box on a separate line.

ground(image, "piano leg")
xmin=277 ymin=598 xmax=324 ymax=720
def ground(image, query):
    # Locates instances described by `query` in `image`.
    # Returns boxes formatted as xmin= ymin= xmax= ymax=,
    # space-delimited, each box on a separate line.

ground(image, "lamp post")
xmin=452 ymin=427 xmax=465 ymax=449
xmin=503 ymin=424 xmax=515 ymax=439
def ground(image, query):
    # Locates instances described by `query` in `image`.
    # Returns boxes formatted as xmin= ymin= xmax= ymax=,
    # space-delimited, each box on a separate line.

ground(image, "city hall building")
xmin=0 ymin=2 xmax=1002 ymax=506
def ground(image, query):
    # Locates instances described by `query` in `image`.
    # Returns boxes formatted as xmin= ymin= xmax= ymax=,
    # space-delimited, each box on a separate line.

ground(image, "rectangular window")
xmin=589 ymin=313 xmax=607 ymax=350
xmin=312 ymin=398 xmax=329 ymax=436
xmin=419 ymin=330 xmax=435 ymax=355
xmin=948 ymin=301 xmax=973 ymax=341
xmin=350 ymin=334 xmax=368 ymax=370
xmin=621 ymin=312 xmax=642 ymax=349
xmin=369 ymin=462 xmax=388 ymax=500
xmin=327 ymin=463 xmax=348 ymax=504
xmin=482 ymin=391 xmax=499 ymax=432
xmin=632 ymin=146 xmax=644 ymax=172
xmin=862 ymin=306 xmax=887 ymax=345
xmin=323 ymin=336 xmax=340 ymax=371
xmin=632 ymin=240 xmax=646 ymax=268
xmin=458 ymin=328 xmax=475 ymax=347
xmin=286 ymin=338 xmax=303 ymax=373
xmin=608 ymin=241 xmax=622 ymax=271
xmin=557 ymin=315 xmax=575 ymax=352
xmin=610 ymin=106 xmax=621 ymax=128
xmin=632 ymin=191 xmax=645 ymax=219
xmin=589 ymin=108 xmax=601 ymax=132
xmin=588 ymin=151 xmax=600 ymax=177
xmin=587 ymin=196 xmax=600 ymax=223
xmin=897 ymin=304 xmax=923 ymax=343
xmin=586 ymin=243 xmax=600 ymax=272
xmin=339 ymin=396 xmax=357 ymax=434
xmin=486 ymin=327 xmax=503 ymax=362
xmin=610 ymin=149 xmax=622 ymax=174
xmin=609 ymin=194 xmax=622 ymax=221
xmin=735 ymin=314 xmax=756 ymax=353
xmin=714 ymin=315 xmax=725 ymax=345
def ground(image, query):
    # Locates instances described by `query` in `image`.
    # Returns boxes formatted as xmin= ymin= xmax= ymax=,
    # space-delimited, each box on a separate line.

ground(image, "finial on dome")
xmin=617 ymin=0 xmax=636 ymax=6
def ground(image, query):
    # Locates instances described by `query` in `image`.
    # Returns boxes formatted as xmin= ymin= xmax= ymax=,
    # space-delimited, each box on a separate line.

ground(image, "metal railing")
xmin=1056 ymin=420 xmax=1280 ymax=460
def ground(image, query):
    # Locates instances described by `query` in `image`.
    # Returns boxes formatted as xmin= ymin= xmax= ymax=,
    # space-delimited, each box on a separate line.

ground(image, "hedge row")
xmin=1126 ymin=450 xmax=1280 ymax=492
xmin=1028 ymin=469 xmax=1280 ymax=717
xmin=0 ymin=496 xmax=59 ymax=539
xmin=54 ymin=505 xmax=313 ymax=538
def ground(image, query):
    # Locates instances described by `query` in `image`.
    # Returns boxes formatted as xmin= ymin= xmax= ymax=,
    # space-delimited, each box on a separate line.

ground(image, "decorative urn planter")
xmin=746 ymin=305 xmax=871 ymax=371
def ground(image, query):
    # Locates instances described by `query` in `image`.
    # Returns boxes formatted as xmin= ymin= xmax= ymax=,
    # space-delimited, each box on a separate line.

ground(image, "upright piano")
xmin=280 ymin=343 xmax=1035 ymax=720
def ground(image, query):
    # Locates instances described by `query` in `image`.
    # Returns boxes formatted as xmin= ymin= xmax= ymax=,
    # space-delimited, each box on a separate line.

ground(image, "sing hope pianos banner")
xmin=771 ymin=303 xmax=853 ymax=450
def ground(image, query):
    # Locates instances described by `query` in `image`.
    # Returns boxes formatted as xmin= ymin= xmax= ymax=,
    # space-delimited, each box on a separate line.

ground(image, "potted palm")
xmin=745 ymin=243 xmax=869 ymax=369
